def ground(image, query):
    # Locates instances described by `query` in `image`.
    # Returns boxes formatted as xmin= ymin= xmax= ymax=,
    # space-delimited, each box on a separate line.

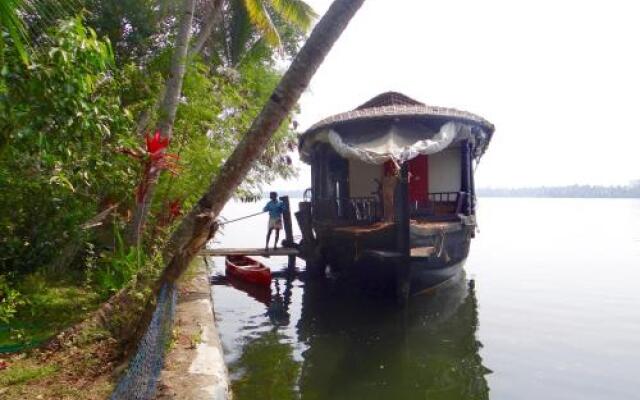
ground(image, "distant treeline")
xmin=258 ymin=190 xmax=306 ymax=199
xmin=478 ymin=184 xmax=640 ymax=198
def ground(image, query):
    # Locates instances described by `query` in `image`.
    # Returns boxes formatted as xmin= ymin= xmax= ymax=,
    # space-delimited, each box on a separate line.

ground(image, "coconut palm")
xmin=237 ymin=0 xmax=316 ymax=47
xmin=159 ymin=0 xmax=366 ymax=285
xmin=128 ymin=0 xmax=196 ymax=246
xmin=129 ymin=0 xmax=317 ymax=244
xmin=192 ymin=0 xmax=317 ymax=60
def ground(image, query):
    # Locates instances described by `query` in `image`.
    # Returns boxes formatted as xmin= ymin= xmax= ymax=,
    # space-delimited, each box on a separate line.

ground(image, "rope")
xmin=218 ymin=211 xmax=266 ymax=226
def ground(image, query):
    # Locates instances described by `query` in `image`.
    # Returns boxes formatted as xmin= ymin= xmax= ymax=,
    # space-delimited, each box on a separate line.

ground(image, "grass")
xmin=0 ymin=276 xmax=104 ymax=352
xmin=0 ymin=335 xmax=117 ymax=399
xmin=0 ymin=274 xmax=116 ymax=399
xmin=0 ymin=363 xmax=57 ymax=386
xmin=0 ymin=247 xmax=178 ymax=399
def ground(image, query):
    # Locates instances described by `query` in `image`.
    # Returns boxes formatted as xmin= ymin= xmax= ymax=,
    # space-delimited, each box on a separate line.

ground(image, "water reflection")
xmin=218 ymin=266 xmax=491 ymax=400
xmin=296 ymin=272 xmax=490 ymax=400
xmin=231 ymin=330 xmax=302 ymax=399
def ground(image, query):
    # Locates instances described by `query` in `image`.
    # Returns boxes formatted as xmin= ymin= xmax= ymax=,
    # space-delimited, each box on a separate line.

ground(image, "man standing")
xmin=263 ymin=192 xmax=285 ymax=250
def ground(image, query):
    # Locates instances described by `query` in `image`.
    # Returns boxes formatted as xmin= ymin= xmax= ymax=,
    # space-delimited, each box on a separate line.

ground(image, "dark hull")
xmin=410 ymin=258 xmax=465 ymax=295
xmin=305 ymin=220 xmax=473 ymax=295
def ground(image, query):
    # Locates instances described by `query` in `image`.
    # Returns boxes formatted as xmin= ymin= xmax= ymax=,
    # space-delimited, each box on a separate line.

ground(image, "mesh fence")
xmin=110 ymin=283 xmax=177 ymax=400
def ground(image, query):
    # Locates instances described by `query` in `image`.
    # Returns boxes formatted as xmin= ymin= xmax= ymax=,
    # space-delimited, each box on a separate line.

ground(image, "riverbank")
xmin=156 ymin=259 xmax=230 ymax=399
xmin=0 ymin=315 xmax=119 ymax=398
xmin=0 ymin=259 xmax=230 ymax=399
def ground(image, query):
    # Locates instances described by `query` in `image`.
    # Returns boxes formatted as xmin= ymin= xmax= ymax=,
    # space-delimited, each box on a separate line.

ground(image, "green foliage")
xmin=0 ymin=0 xmax=309 ymax=354
xmin=89 ymin=228 xmax=145 ymax=296
xmin=0 ymin=17 xmax=137 ymax=275
xmin=0 ymin=273 xmax=103 ymax=350
xmin=224 ymin=0 xmax=313 ymax=65
xmin=234 ymin=0 xmax=316 ymax=53
xmin=0 ymin=275 xmax=25 ymax=324
xmin=152 ymin=55 xmax=298 ymax=210
xmin=82 ymin=0 xmax=170 ymax=63
xmin=0 ymin=0 xmax=29 ymax=64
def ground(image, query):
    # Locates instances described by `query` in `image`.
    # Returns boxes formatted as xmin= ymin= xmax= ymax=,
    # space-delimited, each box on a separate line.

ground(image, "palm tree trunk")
xmin=128 ymin=0 xmax=196 ymax=246
xmin=158 ymin=0 xmax=366 ymax=285
xmin=190 ymin=0 xmax=225 ymax=56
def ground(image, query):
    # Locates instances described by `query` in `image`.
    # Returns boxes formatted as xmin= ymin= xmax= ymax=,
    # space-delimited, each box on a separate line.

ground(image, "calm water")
xmin=209 ymin=198 xmax=640 ymax=399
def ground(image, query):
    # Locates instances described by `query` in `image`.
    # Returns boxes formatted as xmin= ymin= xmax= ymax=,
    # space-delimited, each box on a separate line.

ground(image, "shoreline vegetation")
xmin=477 ymin=183 xmax=640 ymax=198
xmin=1 ymin=0 xmax=365 ymax=398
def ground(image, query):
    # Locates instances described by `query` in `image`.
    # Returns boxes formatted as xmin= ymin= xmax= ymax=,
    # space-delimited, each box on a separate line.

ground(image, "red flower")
xmin=169 ymin=199 xmax=182 ymax=219
xmin=146 ymin=131 xmax=170 ymax=155
xmin=132 ymin=130 xmax=181 ymax=204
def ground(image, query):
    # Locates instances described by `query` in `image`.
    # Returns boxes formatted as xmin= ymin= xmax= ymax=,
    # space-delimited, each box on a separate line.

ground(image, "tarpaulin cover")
xmin=311 ymin=122 xmax=476 ymax=165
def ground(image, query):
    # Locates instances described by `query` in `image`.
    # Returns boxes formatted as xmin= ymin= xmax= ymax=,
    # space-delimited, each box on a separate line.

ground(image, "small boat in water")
xmin=225 ymin=255 xmax=271 ymax=286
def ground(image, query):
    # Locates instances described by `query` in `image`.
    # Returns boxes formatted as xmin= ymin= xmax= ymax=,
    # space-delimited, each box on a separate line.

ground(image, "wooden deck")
xmin=363 ymin=246 xmax=436 ymax=261
xmin=200 ymin=247 xmax=299 ymax=257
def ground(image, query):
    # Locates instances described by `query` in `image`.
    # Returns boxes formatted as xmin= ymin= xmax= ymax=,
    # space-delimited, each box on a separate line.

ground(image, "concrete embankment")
xmin=156 ymin=260 xmax=230 ymax=399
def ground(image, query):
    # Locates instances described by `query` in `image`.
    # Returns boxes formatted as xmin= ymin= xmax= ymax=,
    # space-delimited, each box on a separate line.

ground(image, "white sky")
xmin=268 ymin=0 xmax=640 ymax=190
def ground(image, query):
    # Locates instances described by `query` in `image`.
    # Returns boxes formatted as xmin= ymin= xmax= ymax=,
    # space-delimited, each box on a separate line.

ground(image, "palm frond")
xmin=270 ymin=0 xmax=316 ymax=30
xmin=229 ymin=0 xmax=253 ymax=64
xmin=241 ymin=0 xmax=280 ymax=47
xmin=0 ymin=0 xmax=84 ymax=64
xmin=236 ymin=36 xmax=270 ymax=66
xmin=0 ymin=0 xmax=29 ymax=63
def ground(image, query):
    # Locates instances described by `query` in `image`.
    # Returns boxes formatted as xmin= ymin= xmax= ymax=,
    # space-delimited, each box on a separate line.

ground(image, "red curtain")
xmin=408 ymin=155 xmax=428 ymax=202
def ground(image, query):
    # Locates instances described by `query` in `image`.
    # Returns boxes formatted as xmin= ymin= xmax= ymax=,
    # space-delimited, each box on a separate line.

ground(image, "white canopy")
xmin=310 ymin=122 xmax=476 ymax=165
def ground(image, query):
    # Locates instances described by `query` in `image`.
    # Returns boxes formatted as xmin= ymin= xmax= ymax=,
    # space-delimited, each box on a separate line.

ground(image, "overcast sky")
xmin=268 ymin=0 xmax=640 ymax=190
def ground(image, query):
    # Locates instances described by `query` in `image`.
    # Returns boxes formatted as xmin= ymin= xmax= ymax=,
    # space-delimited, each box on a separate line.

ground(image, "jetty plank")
xmin=200 ymin=247 xmax=299 ymax=257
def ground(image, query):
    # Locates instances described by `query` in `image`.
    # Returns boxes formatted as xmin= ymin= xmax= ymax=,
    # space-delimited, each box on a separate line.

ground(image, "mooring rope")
xmin=218 ymin=211 xmax=266 ymax=226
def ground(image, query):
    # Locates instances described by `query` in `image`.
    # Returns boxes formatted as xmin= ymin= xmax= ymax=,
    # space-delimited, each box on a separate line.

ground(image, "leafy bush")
xmin=0 ymin=275 xmax=25 ymax=324
xmin=0 ymin=17 xmax=137 ymax=275
xmin=89 ymin=228 xmax=145 ymax=296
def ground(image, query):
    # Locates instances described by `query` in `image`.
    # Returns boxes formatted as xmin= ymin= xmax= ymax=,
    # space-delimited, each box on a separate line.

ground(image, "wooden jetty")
xmin=200 ymin=247 xmax=298 ymax=257
xmin=200 ymin=196 xmax=299 ymax=258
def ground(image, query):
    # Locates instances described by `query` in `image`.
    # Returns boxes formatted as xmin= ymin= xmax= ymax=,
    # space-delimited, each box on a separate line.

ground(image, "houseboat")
xmin=295 ymin=92 xmax=494 ymax=301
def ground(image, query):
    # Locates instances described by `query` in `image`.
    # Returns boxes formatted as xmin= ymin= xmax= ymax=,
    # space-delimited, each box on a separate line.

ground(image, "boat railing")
xmin=411 ymin=192 xmax=470 ymax=218
xmin=314 ymin=196 xmax=381 ymax=225
xmin=428 ymin=192 xmax=460 ymax=202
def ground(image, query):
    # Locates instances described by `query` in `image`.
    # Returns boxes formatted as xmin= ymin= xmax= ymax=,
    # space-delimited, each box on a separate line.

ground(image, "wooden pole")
xmin=280 ymin=196 xmax=294 ymax=248
xmin=469 ymin=150 xmax=476 ymax=215
xmin=280 ymin=196 xmax=298 ymax=271
xmin=461 ymin=141 xmax=473 ymax=216
xmin=396 ymin=162 xmax=411 ymax=305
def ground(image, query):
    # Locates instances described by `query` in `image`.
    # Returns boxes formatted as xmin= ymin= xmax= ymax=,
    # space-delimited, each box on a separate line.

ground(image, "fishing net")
xmin=110 ymin=283 xmax=177 ymax=400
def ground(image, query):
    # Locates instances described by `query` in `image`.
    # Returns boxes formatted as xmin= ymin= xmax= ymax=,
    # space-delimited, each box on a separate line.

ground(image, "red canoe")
xmin=225 ymin=255 xmax=271 ymax=287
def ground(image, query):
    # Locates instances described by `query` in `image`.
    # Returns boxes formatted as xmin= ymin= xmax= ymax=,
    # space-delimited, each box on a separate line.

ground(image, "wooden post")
xmin=469 ymin=152 xmax=476 ymax=215
xmin=287 ymin=254 xmax=297 ymax=271
xmin=461 ymin=141 xmax=472 ymax=216
xmin=296 ymin=202 xmax=314 ymax=242
xmin=395 ymin=162 xmax=411 ymax=305
xmin=280 ymin=195 xmax=294 ymax=248
xmin=396 ymin=163 xmax=410 ymax=257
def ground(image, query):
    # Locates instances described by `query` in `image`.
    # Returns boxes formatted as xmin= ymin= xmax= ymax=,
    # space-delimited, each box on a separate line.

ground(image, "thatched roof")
xmin=304 ymin=91 xmax=495 ymax=135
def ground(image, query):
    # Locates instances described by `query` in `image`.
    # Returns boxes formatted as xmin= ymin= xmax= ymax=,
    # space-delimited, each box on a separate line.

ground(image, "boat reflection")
xmin=217 ymin=265 xmax=490 ymax=399
xmin=296 ymin=271 xmax=491 ymax=399
xmin=225 ymin=274 xmax=272 ymax=306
